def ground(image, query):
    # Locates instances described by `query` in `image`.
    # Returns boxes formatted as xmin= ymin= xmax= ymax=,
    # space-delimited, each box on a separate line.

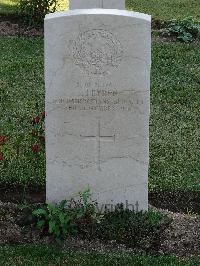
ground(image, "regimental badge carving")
xmin=72 ymin=29 xmax=123 ymax=75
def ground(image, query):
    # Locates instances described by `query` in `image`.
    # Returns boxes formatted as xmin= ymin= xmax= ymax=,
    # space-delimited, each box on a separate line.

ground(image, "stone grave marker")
xmin=70 ymin=0 xmax=125 ymax=10
xmin=45 ymin=1 xmax=151 ymax=211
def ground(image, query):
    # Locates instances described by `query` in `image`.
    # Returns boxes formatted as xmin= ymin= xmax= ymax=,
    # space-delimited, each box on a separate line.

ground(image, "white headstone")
xmin=70 ymin=0 xmax=125 ymax=10
xmin=45 ymin=5 xmax=151 ymax=211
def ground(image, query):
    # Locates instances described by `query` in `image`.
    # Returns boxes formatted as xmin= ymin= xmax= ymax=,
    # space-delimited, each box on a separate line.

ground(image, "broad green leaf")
xmin=49 ymin=220 xmax=56 ymax=233
xmin=37 ymin=220 xmax=45 ymax=229
xmin=32 ymin=208 xmax=47 ymax=216
xmin=59 ymin=213 xmax=65 ymax=224
xmin=59 ymin=200 xmax=67 ymax=209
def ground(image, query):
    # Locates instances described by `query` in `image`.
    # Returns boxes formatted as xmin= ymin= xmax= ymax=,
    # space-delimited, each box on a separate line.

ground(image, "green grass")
xmin=0 ymin=0 xmax=18 ymax=14
xmin=0 ymin=37 xmax=200 ymax=192
xmin=150 ymin=43 xmax=200 ymax=191
xmin=1 ymin=0 xmax=200 ymax=21
xmin=0 ymin=37 xmax=45 ymax=187
xmin=126 ymin=0 xmax=200 ymax=20
xmin=1 ymin=245 xmax=200 ymax=265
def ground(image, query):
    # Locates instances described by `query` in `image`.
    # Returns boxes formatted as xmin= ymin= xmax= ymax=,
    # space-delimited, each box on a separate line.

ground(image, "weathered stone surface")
xmin=45 ymin=9 xmax=151 ymax=211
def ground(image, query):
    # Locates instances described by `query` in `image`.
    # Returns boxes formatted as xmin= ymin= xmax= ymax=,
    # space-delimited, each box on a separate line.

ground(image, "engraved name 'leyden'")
xmin=48 ymin=88 xmax=146 ymax=114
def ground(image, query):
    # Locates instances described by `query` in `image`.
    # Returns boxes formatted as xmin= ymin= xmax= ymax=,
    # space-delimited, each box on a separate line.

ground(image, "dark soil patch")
xmin=0 ymin=186 xmax=45 ymax=204
xmin=0 ymin=201 xmax=199 ymax=257
xmin=0 ymin=14 xmax=43 ymax=37
xmin=149 ymin=190 xmax=200 ymax=214
xmin=152 ymin=34 xmax=178 ymax=43
xmin=69 ymin=206 xmax=200 ymax=257
xmin=0 ymin=186 xmax=199 ymax=215
xmin=0 ymin=14 xmax=19 ymax=24
xmin=152 ymin=19 xmax=163 ymax=30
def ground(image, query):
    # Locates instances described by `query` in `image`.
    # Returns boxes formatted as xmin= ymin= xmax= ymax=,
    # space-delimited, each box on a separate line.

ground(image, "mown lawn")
xmin=1 ymin=245 xmax=200 ymax=265
xmin=150 ymin=42 xmax=200 ymax=191
xmin=0 ymin=0 xmax=200 ymax=20
xmin=0 ymin=0 xmax=18 ymax=14
xmin=0 ymin=37 xmax=200 ymax=192
xmin=126 ymin=0 xmax=200 ymax=20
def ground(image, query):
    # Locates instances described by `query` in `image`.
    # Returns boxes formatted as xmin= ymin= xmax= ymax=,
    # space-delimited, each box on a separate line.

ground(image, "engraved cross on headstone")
xmin=81 ymin=120 xmax=115 ymax=171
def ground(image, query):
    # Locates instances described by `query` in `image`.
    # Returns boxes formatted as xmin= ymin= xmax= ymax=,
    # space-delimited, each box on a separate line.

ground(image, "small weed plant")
xmin=33 ymin=189 xmax=170 ymax=249
xmin=161 ymin=17 xmax=200 ymax=42
xmin=32 ymin=188 xmax=102 ymax=243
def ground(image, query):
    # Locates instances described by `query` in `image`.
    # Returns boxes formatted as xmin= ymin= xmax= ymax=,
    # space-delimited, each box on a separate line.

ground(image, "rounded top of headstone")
xmin=45 ymin=9 xmax=151 ymax=22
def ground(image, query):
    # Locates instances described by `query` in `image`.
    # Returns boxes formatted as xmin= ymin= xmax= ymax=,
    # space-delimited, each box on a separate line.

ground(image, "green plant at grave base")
xmin=79 ymin=188 xmax=104 ymax=223
xmin=81 ymin=208 xmax=171 ymax=250
xmin=33 ymin=187 xmax=170 ymax=248
xmin=161 ymin=17 xmax=200 ymax=42
xmin=32 ymin=188 xmax=102 ymax=243
xmin=18 ymin=0 xmax=59 ymax=27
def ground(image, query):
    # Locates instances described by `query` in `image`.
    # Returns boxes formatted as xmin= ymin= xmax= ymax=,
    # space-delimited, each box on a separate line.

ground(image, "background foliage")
xmin=18 ymin=0 xmax=58 ymax=26
xmin=0 ymin=0 xmax=200 ymax=21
